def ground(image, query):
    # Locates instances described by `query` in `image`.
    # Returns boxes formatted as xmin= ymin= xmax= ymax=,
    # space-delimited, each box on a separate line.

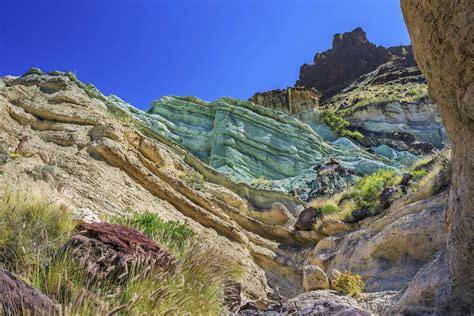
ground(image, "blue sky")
xmin=0 ymin=0 xmax=410 ymax=110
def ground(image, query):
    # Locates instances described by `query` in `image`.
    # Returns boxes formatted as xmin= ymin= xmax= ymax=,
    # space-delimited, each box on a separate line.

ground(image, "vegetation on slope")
xmin=320 ymin=109 xmax=364 ymax=140
xmin=310 ymin=149 xmax=451 ymax=223
xmin=0 ymin=188 xmax=240 ymax=315
xmin=311 ymin=169 xmax=399 ymax=221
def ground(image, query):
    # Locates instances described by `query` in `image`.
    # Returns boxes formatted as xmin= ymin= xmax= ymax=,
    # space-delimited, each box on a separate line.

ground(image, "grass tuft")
xmin=111 ymin=211 xmax=195 ymax=255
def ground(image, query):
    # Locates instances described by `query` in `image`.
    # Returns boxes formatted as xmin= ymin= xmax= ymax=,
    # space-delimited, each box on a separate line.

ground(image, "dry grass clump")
xmin=0 ymin=188 xmax=77 ymax=278
xmin=406 ymin=148 xmax=451 ymax=203
xmin=0 ymin=187 xmax=241 ymax=315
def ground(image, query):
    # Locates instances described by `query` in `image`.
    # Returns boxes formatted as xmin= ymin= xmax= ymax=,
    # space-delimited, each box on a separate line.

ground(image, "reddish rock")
xmin=0 ymin=267 xmax=57 ymax=315
xmin=66 ymin=222 xmax=175 ymax=280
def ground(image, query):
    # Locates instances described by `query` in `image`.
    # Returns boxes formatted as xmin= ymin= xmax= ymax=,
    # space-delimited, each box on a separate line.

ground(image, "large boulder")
xmin=401 ymin=0 xmax=474 ymax=313
xmin=0 ymin=267 xmax=57 ymax=315
xmin=65 ymin=222 xmax=175 ymax=280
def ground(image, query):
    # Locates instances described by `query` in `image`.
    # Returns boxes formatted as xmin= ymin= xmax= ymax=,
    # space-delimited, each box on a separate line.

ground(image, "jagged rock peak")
xmin=296 ymin=27 xmax=414 ymax=98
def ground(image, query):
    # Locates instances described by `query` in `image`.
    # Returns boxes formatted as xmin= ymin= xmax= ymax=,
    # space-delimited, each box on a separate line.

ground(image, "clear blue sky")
xmin=0 ymin=0 xmax=409 ymax=110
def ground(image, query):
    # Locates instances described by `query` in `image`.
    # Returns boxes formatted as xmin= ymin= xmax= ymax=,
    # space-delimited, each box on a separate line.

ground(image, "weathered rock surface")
xmin=309 ymin=191 xmax=448 ymax=292
xmin=401 ymin=1 xmax=474 ymax=313
xmin=249 ymin=87 xmax=321 ymax=115
xmin=0 ymin=267 xmax=57 ymax=315
xmin=273 ymin=290 xmax=370 ymax=315
xmin=115 ymin=94 xmax=402 ymax=198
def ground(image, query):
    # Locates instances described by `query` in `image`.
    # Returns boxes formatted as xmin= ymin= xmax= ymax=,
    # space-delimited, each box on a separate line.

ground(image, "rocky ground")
xmin=0 ymin=23 xmax=462 ymax=315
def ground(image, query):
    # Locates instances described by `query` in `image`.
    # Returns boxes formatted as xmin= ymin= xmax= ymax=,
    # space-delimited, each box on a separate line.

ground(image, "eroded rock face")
xmin=249 ymin=87 xmax=321 ymax=114
xmin=0 ymin=267 xmax=57 ymax=315
xmin=401 ymin=1 xmax=474 ymax=313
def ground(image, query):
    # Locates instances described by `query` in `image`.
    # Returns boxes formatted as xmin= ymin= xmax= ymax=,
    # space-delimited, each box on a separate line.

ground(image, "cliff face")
xmin=249 ymin=87 xmax=321 ymax=114
xmin=400 ymin=1 xmax=474 ymax=314
xmin=295 ymin=27 xmax=415 ymax=97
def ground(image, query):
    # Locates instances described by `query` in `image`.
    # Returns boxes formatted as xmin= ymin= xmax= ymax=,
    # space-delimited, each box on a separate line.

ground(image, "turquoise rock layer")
xmin=106 ymin=94 xmax=417 ymax=194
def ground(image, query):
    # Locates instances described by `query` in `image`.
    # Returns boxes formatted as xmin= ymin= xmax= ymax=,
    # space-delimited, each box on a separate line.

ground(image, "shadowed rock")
xmin=295 ymin=207 xmax=323 ymax=231
xmin=0 ymin=267 xmax=57 ymax=315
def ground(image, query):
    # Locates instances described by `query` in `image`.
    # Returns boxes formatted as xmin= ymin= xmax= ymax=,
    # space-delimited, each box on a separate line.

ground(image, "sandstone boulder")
xmin=303 ymin=265 xmax=329 ymax=291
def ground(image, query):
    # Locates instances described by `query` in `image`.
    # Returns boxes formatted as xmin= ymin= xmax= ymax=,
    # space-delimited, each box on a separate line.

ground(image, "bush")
xmin=351 ymin=169 xmax=398 ymax=212
xmin=320 ymin=110 xmax=363 ymax=141
xmin=411 ymin=169 xmax=428 ymax=179
xmin=333 ymin=271 xmax=364 ymax=297
xmin=175 ymin=96 xmax=208 ymax=107
xmin=112 ymin=211 xmax=195 ymax=255
xmin=321 ymin=203 xmax=339 ymax=215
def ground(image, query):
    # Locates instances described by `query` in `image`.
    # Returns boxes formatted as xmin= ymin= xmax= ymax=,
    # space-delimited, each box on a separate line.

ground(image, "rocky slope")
xmin=0 ymin=25 xmax=462 ymax=314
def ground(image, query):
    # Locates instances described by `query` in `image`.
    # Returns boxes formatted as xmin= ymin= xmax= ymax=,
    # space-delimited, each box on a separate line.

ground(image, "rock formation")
xmin=401 ymin=0 xmax=474 ymax=313
xmin=296 ymin=27 xmax=416 ymax=97
xmin=249 ymin=87 xmax=321 ymax=114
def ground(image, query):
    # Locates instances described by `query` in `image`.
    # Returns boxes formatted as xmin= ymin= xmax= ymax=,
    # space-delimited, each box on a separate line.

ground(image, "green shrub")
xmin=351 ymin=169 xmax=398 ymax=212
xmin=321 ymin=203 xmax=339 ymax=215
xmin=320 ymin=110 xmax=363 ymax=141
xmin=251 ymin=176 xmax=271 ymax=187
xmin=333 ymin=271 xmax=365 ymax=297
xmin=411 ymin=169 xmax=428 ymax=179
xmin=112 ymin=211 xmax=195 ymax=255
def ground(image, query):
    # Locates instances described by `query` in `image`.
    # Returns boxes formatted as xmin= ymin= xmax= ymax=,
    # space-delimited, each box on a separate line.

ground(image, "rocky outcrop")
xmin=296 ymin=27 xmax=415 ymax=98
xmin=401 ymin=1 xmax=474 ymax=313
xmin=249 ymin=87 xmax=321 ymax=114
xmin=308 ymin=191 xmax=448 ymax=292
xmin=0 ymin=267 xmax=57 ymax=315
xmin=114 ymin=91 xmax=405 ymax=199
